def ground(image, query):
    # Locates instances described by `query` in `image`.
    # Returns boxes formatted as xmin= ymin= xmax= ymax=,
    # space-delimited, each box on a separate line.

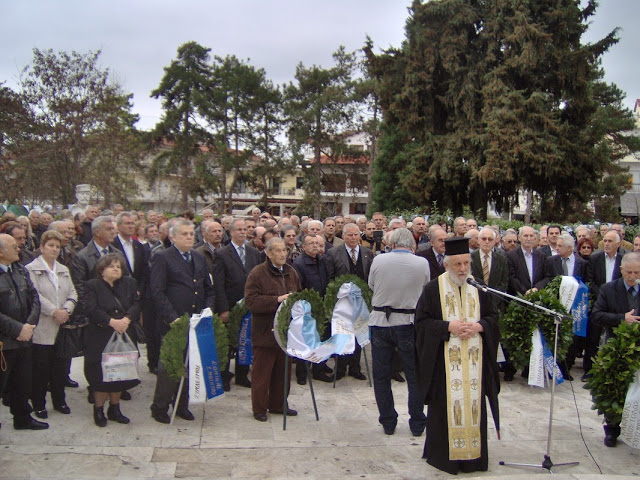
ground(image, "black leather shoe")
xmin=34 ymin=409 xmax=48 ymax=419
xmin=176 ymin=408 xmax=195 ymax=421
xmin=312 ymin=373 xmax=333 ymax=383
xmin=564 ymin=374 xmax=574 ymax=381
xmin=149 ymin=366 xmax=158 ymax=375
xmin=120 ymin=390 xmax=132 ymax=401
xmin=93 ymin=406 xmax=107 ymax=427
xmin=223 ymin=380 xmax=231 ymax=392
xmin=65 ymin=378 xmax=79 ymax=388
xmin=504 ymin=372 xmax=514 ymax=382
xmin=604 ymin=434 xmax=618 ymax=447
xmin=581 ymin=373 xmax=592 ymax=382
xmin=297 ymin=378 xmax=307 ymax=385
xmin=411 ymin=428 xmax=424 ymax=437
xmin=107 ymin=404 xmax=130 ymax=424
xmin=349 ymin=371 xmax=366 ymax=380
xmin=270 ymin=408 xmax=297 ymax=416
xmin=152 ymin=411 xmax=170 ymax=424
xmin=87 ymin=390 xmax=95 ymax=404
xmin=14 ymin=417 xmax=49 ymax=430
xmin=323 ymin=364 xmax=333 ymax=374
xmin=235 ymin=377 xmax=251 ymax=388
xmin=54 ymin=404 xmax=71 ymax=415
xmin=383 ymin=425 xmax=395 ymax=435
xmin=253 ymin=413 xmax=268 ymax=422
xmin=392 ymin=373 xmax=406 ymax=382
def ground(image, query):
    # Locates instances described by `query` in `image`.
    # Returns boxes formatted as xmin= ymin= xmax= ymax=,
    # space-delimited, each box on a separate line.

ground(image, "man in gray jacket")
xmin=368 ymin=228 xmax=430 ymax=436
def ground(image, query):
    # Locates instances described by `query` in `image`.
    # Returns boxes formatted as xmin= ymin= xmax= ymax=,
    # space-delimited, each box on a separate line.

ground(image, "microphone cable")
xmin=567 ymin=372 xmax=603 ymax=473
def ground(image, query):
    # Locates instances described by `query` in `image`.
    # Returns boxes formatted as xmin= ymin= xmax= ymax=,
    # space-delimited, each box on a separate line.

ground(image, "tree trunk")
xmin=525 ymin=190 xmax=533 ymax=224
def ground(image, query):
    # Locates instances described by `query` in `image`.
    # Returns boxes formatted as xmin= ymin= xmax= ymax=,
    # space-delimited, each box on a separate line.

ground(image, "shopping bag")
xmin=621 ymin=371 xmax=640 ymax=449
xmin=102 ymin=332 xmax=139 ymax=382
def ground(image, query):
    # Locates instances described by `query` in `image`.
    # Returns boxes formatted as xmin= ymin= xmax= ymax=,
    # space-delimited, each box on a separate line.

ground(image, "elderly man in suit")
xmin=195 ymin=220 xmax=224 ymax=274
xmin=591 ymin=252 xmax=640 ymax=447
xmin=504 ymin=225 xmax=547 ymax=381
xmin=325 ymin=223 xmax=373 ymax=380
xmin=213 ymin=218 xmax=261 ymax=391
xmin=584 ymin=229 xmax=625 ymax=382
xmin=470 ymin=227 xmax=508 ymax=310
xmin=112 ymin=212 xmax=148 ymax=292
xmin=541 ymin=233 xmax=588 ymax=380
xmin=149 ymin=219 xmax=215 ymax=424
xmin=417 ymin=227 xmax=447 ymax=279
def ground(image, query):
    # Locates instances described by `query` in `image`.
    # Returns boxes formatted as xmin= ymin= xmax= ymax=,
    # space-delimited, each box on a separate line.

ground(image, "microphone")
xmin=466 ymin=277 xmax=488 ymax=291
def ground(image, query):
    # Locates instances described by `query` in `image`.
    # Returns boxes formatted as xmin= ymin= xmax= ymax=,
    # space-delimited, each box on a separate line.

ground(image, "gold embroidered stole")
xmin=438 ymin=274 xmax=483 ymax=461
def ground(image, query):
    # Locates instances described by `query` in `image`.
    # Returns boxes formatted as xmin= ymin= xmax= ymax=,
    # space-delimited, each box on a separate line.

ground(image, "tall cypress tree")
xmin=367 ymin=0 xmax=639 ymax=220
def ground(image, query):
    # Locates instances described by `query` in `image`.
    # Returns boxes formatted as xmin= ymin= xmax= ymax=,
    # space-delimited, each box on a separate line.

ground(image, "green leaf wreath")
xmin=274 ymin=289 xmax=327 ymax=348
xmin=324 ymin=274 xmax=373 ymax=322
xmin=588 ymin=322 xmax=640 ymax=425
xmin=499 ymin=277 xmax=573 ymax=371
xmin=227 ymin=299 xmax=248 ymax=349
xmin=159 ymin=311 xmax=230 ymax=381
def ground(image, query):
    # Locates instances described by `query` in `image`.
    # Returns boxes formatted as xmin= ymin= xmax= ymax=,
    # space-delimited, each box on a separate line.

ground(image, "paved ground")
xmin=1 ymin=344 xmax=639 ymax=479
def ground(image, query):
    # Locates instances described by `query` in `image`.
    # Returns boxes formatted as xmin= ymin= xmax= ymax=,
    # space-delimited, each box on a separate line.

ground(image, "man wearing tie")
xmin=325 ymin=223 xmax=373 ymax=380
xmin=212 ymin=218 xmax=261 ymax=391
xmin=584 ymin=230 xmax=625 ymax=382
xmin=149 ymin=219 xmax=214 ymax=423
xmin=416 ymin=228 xmax=447 ymax=279
xmin=470 ymin=227 xmax=508 ymax=310
xmin=591 ymin=252 xmax=640 ymax=447
xmin=505 ymin=226 xmax=547 ymax=381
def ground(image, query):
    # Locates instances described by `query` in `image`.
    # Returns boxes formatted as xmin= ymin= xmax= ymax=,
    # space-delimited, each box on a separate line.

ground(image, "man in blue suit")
xmin=149 ymin=219 xmax=215 ymax=424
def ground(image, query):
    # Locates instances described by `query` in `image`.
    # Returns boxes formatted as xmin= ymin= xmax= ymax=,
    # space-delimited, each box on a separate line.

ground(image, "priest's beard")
xmin=446 ymin=271 xmax=469 ymax=287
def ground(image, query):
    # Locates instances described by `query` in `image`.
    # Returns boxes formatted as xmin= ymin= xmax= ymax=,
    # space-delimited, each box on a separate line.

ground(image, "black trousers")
xmin=143 ymin=297 xmax=160 ymax=370
xmin=0 ymin=346 xmax=33 ymax=422
xmin=31 ymin=344 xmax=67 ymax=410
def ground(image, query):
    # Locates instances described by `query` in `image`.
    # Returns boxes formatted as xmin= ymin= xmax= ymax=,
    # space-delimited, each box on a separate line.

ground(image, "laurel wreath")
xmin=227 ymin=299 xmax=248 ymax=349
xmin=588 ymin=321 xmax=640 ymax=425
xmin=159 ymin=312 xmax=230 ymax=381
xmin=274 ymin=289 xmax=327 ymax=348
xmin=324 ymin=274 xmax=373 ymax=321
xmin=499 ymin=277 xmax=574 ymax=371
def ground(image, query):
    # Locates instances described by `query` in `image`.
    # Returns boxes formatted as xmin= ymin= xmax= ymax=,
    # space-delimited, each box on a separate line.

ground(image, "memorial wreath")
xmin=159 ymin=312 xmax=229 ymax=381
xmin=274 ymin=289 xmax=327 ymax=348
xmin=324 ymin=274 xmax=373 ymax=320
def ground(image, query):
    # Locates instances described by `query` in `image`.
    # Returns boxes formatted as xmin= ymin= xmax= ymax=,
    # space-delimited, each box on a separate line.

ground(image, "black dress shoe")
xmin=93 ymin=406 xmax=107 ymax=427
xmin=383 ymin=425 xmax=395 ymax=435
xmin=223 ymin=380 xmax=231 ymax=392
xmin=392 ymin=373 xmax=406 ymax=382
xmin=53 ymin=404 xmax=71 ymax=415
xmin=34 ymin=409 xmax=48 ymax=419
xmin=65 ymin=378 xmax=79 ymax=388
xmin=349 ymin=371 xmax=366 ymax=380
xmin=411 ymin=428 xmax=425 ymax=437
xmin=297 ymin=378 xmax=307 ymax=386
xmin=270 ymin=408 xmax=298 ymax=416
xmin=235 ymin=377 xmax=251 ymax=388
xmin=253 ymin=413 xmax=268 ymax=422
xmin=581 ymin=373 xmax=592 ymax=382
xmin=504 ymin=372 xmax=514 ymax=382
xmin=87 ymin=390 xmax=95 ymax=404
xmin=312 ymin=373 xmax=333 ymax=383
xmin=14 ymin=417 xmax=49 ymax=430
xmin=120 ymin=390 xmax=132 ymax=401
xmin=564 ymin=374 xmax=574 ymax=381
xmin=149 ymin=366 xmax=159 ymax=375
xmin=322 ymin=364 xmax=333 ymax=374
xmin=604 ymin=434 xmax=618 ymax=447
xmin=107 ymin=404 xmax=130 ymax=424
xmin=176 ymin=408 xmax=195 ymax=421
xmin=152 ymin=411 xmax=170 ymax=424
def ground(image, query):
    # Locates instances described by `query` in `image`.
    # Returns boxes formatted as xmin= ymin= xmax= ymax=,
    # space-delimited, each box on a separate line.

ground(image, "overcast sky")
xmin=2 ymin=0 xmax=638 ymax=131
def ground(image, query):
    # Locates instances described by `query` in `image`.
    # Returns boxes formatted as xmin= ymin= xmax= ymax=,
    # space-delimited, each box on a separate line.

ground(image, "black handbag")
xmin=54 ymin=323 xmax=87 ymax=358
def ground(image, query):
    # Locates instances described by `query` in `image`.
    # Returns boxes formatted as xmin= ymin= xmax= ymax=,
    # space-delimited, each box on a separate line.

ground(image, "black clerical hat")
xmin=444 ymin=237 xmax=469 ymax=256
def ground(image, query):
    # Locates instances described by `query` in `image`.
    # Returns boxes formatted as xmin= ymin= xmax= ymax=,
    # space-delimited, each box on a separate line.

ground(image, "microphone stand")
xmin=467 ymin=279 xmax=579 ymax=474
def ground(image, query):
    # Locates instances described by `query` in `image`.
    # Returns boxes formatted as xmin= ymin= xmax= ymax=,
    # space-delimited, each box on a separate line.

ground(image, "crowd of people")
xmin=0 ymin=205 xmax=636 ymax=474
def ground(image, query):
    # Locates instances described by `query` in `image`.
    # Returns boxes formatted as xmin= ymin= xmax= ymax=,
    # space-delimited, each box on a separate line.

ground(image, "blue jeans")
xmin=371 ymin=324 xmax=426 ymax=432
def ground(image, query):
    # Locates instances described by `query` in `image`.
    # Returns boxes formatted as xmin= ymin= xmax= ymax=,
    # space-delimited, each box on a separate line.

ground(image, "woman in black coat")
xmin=84 ymin=253 xmax=141 ymax=427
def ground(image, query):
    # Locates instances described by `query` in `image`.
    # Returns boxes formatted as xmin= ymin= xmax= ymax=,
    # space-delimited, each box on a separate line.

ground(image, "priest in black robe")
xmin=415 ymin=237 xmax=501 ymax=475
